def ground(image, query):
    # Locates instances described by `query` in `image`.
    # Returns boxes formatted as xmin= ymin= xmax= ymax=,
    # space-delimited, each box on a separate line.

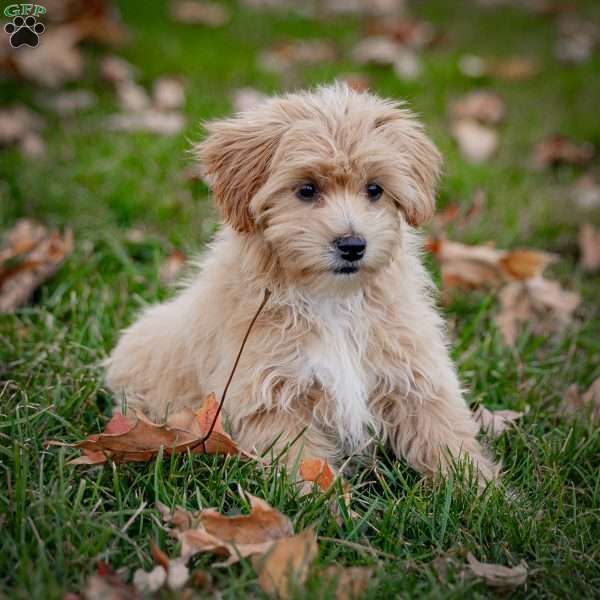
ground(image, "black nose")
xmin=334 ymin=235 xmax=367 ymax=262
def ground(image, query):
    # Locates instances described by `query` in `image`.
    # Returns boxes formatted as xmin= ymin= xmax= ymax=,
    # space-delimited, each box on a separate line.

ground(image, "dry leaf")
xmin=560 ymin=378 xmax=600 ymax=422
xmin=82 ymin=561 xmax=140 ymax=600
xmin=100 ymin=55 xmax=137 ymax=84
xmin=0 ymin=105 xmax=45 ymax=157
xmin=258 ymin=40 xmax=337 ymax=73
xmin=0 ymin=220 xmax=73 ymax=313
xmin=578 ymin=224 xmax=600 ymax=272
xmin=12 ymin=25 xmax=84 ymax=87
xmin=43 ymin=89 xmax=96 ymax=116
xmin=153 ymin=77 xmax=185 ymax=111
xmin=160 ymin=489 xmax=294 ymax=566
xmin=351 ymin=36 xmax=402 ymax=65
xmin=571 ymin=174 xmax=600 ymax=210
xmin=431 ymin=189 xmax=486 ymax=231
xmin=47 ymin=393 xmax=246 ymax=464
xmin=171 ymin=1 xmax=231 ymax=27
xmin=533 ymin=134 xmax=594 ymax=169
xmin=490 ymin=56 xmax=539 ymax=81
xmin=339 ymin=73 xmax=370 ymax=92
xmin=116 ymin=81 xmax=151 ymax=112
xmin=555 ymin=16 xmax=599 ymax=64
xmin=449 ymin=91 xmax=505 ymax=125
xmin=159 ymin=249 xmax=186 ymax=284
xmin=232 ymin=87 xmax=268 ymax=113
xmin=253 ymin=528 xmax=319 ymax=599
xmin=321 ymin=566 xmax=373 ymax=600
xmin=107 ymin=110 xmax=185 ymax=135
xmin=451 ymin=120 xmax=498 ymax=163
xmin=299 ymin=458 xmax=335 ymax=491
xmin=466 ymin=553 xmax=527 ymax=589
xmin=132 ymin=566 xmax=166 ymax=593
xmin=496 ymin=276 xmax=580 ymax=346
xmin=427 ymin=238 xmax=555 ymax=290
xmin=366 ymin=16 xmax=438 ymax=49
xmin=475 ymin=406 xmax=524 ymax=439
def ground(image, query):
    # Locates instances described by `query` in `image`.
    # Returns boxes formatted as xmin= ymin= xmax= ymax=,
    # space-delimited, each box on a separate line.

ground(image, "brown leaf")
xmin=107 ymin=110 xmax=185 ymax=136
xmin=0 ymin=220 xmax=73 ymax=313
xmin=555 ymin=16 xmax=599 ymax=64
xmin=496 ymin=276 xmax=580 ymax=346
xmin=0 ymin=105 xmax=46 ymax=157
xmin=82 ymin=561 xmax=140 ymax=600
xmin=161 ymin=489 xmax=294 ymax=566
xmin=339 ymin=73 xmax=370 ymax=93
xmin=132 ymin=566 xmax=166 ymax=593
xmin=490 ymin=56 xmax=540 ymax=81
xmin=560 ymin=378 xmax=600 ymax=422
xmin=159 ymin=249 xmax=187 ymax=284
xmin=100 ymin=55 xmax=137 ymax=85
xmin=578 ymin=224 xmax=600 ymax=272
xmin=366 ymin=16 xmax=438 ymax=50
xmin=171 ymin=1 xmax=231 ymax=27
xmin=571 ymin=174 xmax=600 ymax=210
xmin=47 ymin=394 xmax=246 ymax=464
xmin=533 ymin=134 xmax=594 ymax=169
xmin=231 ymin=87 xmax=269 ymax=113
xmin=153 ymin=77 xmax=186 ymax=112
xmin=449 ymin=91 xmax=505 ymax=125
xmin=299 ymin=458 xmax=335 ymax=491
xmin=258 ymin=40 xmax=337 ymax=73
xmin=351 ymin=35 xmax=421 ymax=78
xmin=427 ymin=238 xmax=555 ymax=291
xmin=320 ymin=566 xmax=373 ymax=600
xmin=450 ymin=119 xmax=498 ymax=163
xmin=116 ymin=81 xmax=151 ymax=112
xmin=466 ymin=553 xmax=527 ymax=589
xmin=474 ymin=406 xmax=524 ymax=439
xmin=253 ymin=528 xmax=319 ymax=599
xmin=44 ymin=90 xmax=97 ymax=116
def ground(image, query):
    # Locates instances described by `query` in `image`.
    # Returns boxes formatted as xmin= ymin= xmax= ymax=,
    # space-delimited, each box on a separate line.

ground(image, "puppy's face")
xmin=197 ymin=85 xmax=441 ymax=292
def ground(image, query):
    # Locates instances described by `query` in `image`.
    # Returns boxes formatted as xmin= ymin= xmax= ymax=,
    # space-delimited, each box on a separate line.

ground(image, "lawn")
xmin=1 ymin=0 xmax=600 ymax=598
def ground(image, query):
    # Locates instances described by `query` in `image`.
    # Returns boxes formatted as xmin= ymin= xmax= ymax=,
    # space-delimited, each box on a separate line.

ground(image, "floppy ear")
xmin=195 ymin=105 xmax=287 ymax=232
xmin=376 ymin=109 xmax=442 ymax=227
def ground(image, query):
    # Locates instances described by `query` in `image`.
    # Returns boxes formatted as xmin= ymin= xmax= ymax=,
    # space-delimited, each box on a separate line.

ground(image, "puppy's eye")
xmin=297 ymin=183 xmax=318 ymax=201
xmin=366 ymin=183 xmax=383 ymax=201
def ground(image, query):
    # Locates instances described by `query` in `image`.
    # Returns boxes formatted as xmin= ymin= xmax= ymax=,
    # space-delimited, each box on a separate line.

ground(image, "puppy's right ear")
xmin=195 ymin=105 xmax=287 ymax=233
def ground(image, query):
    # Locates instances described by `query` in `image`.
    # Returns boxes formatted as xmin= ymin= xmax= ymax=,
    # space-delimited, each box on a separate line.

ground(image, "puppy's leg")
xmin=105 ymin=296 xmax=203 ymax=420
xmin=385 ymin=386 xmax=499 ymax=486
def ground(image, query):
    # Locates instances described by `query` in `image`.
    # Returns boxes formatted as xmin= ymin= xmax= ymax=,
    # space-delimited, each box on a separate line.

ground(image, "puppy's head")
xmin=196 ymin=84 xmax=441 ymax=291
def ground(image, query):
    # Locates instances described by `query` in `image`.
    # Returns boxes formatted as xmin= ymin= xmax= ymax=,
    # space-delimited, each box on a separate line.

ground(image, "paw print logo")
xmin=4 ymin=15 xmax=45 ymax=48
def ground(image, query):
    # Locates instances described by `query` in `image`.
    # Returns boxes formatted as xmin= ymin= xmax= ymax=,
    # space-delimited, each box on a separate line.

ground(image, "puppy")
xmin=106 ymin=84 xmax=499 ymax=484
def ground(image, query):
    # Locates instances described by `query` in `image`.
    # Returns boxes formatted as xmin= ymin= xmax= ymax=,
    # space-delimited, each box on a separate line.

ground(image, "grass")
xmin=1 ymin=0 xmax=600 ymax=597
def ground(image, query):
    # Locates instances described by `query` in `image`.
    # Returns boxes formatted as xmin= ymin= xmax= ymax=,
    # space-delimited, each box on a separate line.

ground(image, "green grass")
xmin=1 ymin=0 xmax=600 ymax=598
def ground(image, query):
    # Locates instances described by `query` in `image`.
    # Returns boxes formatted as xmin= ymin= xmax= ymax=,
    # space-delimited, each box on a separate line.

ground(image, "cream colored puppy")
xmin=106 ymin=84 xmax=498 ymax=483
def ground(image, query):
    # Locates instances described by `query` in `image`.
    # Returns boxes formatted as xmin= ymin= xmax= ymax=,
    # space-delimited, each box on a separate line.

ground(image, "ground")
xmin=1 ymin=0 xmax=600 ymax=598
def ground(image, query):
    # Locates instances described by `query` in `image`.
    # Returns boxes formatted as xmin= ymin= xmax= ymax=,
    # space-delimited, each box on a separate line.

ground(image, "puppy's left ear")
xmin=376 ymin=110 xmax=442 ymax=227
xmin=195 ymin=104 xmax=287 ymax=232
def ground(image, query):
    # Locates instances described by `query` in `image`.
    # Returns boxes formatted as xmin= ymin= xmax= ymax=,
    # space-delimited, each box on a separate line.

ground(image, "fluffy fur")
xmin=106 ymin=84 xmax=499 ymax=483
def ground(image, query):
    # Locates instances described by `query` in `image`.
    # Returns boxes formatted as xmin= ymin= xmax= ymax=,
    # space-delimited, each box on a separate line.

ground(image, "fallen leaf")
xmin=107 ymin=110 xmax=185 ymax=135
xmin=427 ymin=238 xmax=555 ymax=290
xmin=82 ymin=561 xmax=140 ymax=600
xmin=533 ymin=134 xmax=594 ymax=169
xmin=258 ymin=40 xmax=337 ymax=73
xmin=0 ymin=105 xmax=46 ymax=157
xmin=171 ymin=1 xmax=231 ymax=27
xmin=339 ymin=73 xmax=370 ymax=92
xmin=132 ymin=565 xmax=166 ymax=593
xmin=100 ymin=55 xmax=137 ymax=84
xmin=366 ymin=16 xmax=439 ymax=49
xmin=496 ymin=276 xmax=580 ymax=346
xmin=579 ymin=224 xmax=600 ymax=272
xmin=449 ymin=91 xmax=505 ymax=125
xmin=159 ymin=249 xmax=187 ymax=284
xmin=116 ymin=81 xmax=151 ymax=112
xmin=231 ymin=87 xmax=268 ymax=113
xmin=571 ymin=174 xmax=600 ymax=210
xmin=560 ymin=378 xmax=600 ymax=422
xmin=474 ymin=406 xmax=524 ymax=438
xmin=160 ymin=488 xmax=294 ymax=566
xmin=47 ymin=393 xmax=246 ymax=464
xmin=299 ymin=458 xmax=335 ymax=491
xmin=431 ymin=189 xmax=486 ymax=231
xmin=153 ymin=77 xmax=186 ymax=111
xmin=490 ymin=56 xmax=540 ymax=81
xmin=321 ymin=566 xmax=373 ymax=600
xmin=0 ymin=220 xmax=73 ymax=313
xmin=466 ymin=553 xmax=527 ymax=589
xmin=350 ymin=35 xmax=403 ymax=65
xmin=554 ymin=15 xmax=599 ymax=64
xmin=43 ymin=90 xmax=97 ymax=116
xmin=253 ymin=528 xmax=319 ymax=599
xmin=451 ymin=119 xmax=498 ymax=163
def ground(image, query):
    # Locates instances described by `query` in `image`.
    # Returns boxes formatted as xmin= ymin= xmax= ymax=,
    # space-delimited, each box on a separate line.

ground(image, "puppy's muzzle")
xmin=334 ymin=235 xmax=366 ymax=262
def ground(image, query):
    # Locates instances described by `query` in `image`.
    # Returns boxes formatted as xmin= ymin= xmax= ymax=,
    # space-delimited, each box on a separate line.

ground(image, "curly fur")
xmin=105 ymin=83 xmax=499 ymax=484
